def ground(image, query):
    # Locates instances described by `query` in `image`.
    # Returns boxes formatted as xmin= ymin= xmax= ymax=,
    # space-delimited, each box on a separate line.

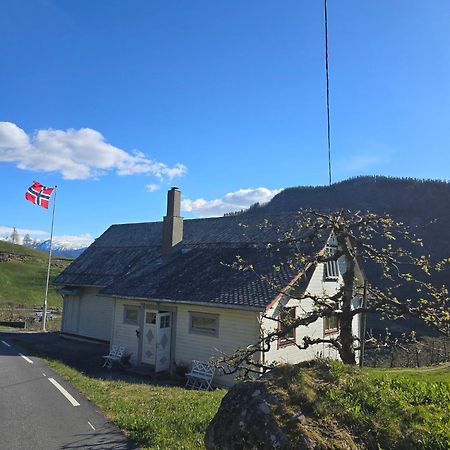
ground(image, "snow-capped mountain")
xmin=0 ymin=227 xmax=93 ymax=259
xmin=33 ymin=239 xmax=88 ymax=258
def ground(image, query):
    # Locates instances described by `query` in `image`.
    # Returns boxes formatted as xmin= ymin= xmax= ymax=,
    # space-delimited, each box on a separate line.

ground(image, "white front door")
xmin=155 ymin=312 xmax=172 ymax=372
xmin=141 ymin=310 xmax=157 ymax=365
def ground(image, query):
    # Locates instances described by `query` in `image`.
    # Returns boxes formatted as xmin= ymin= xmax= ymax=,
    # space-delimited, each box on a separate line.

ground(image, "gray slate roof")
xmin=101 ymin=246 xmax=313 ymax=309
xmin=54 ymin=246 xmax=162 ymax=287
xmin=55 ymin=212 xmax=322 ymax=310
xmin=92 ymin=213 xmax=300 ymax=247
xmin=55 ymin=213 xmax=300 ymax=286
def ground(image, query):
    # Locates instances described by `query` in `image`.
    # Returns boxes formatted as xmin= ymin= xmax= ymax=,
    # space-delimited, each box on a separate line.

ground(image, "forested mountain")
xmin=261 ymin=176 xmax=450 ymax=218
xmin=249 ymin=176 xmax=450 ymax=261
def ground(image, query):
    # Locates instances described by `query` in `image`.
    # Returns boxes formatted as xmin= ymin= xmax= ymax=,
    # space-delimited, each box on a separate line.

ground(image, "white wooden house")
xmin=55 ymin=188 xmax=363 ymax=387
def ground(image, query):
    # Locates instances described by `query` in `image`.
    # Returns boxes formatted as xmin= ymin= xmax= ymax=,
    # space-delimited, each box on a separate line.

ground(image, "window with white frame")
xmin=145 ymin=312 xmax=156 ymax=324
xmin=160 ymin=314 xmax=171 ymax=329
xmin=189 ymin=312 xmax=219 ymax=337
xmin=123 ymin=305 xmax=139 ymax=325
xmin=324 ymin=303 xmax=340 ymax=334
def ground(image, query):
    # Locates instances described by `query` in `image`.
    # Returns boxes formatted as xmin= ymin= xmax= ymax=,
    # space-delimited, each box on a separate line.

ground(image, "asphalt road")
xmin=0 ymin=336 xmax=139 ymax=450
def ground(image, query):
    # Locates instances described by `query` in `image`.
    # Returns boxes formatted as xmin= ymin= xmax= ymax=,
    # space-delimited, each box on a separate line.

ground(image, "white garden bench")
xmin=102 ymin=344 xmax=127 ymax=369
xmin=185 ymin=360 xmax=215 ymax=391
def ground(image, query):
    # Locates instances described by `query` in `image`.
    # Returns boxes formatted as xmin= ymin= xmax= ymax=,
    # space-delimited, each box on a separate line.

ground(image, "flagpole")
xmin=42 ymin=185 xmax=57 ymax=332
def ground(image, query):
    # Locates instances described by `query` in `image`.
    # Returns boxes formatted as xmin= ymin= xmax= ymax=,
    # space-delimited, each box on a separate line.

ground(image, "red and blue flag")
xmin=25 ymin=181 xmax=54 ymax=209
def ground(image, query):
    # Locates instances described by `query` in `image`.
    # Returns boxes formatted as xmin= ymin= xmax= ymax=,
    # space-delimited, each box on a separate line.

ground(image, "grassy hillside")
xmin=0 ymin=241 xmax=70 ymax=307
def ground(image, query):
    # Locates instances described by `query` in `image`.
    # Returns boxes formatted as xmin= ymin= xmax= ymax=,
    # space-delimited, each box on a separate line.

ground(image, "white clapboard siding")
xmin=112 ymin=300 xmax=141 ymax=366
xmin=262 ymin=261 xmax=360 ymax=365
xmin=61 ymin=288 xmax=113 ymax=341
xmin=174 ymin=304 xmax=261 ymax=387
xmin=75 ymin=289 xmax=113 ymax=341
xmin=62 ymin=296 xmax=80 ymax=334
xmin=111 ymin=299 xmax=261 ymax=386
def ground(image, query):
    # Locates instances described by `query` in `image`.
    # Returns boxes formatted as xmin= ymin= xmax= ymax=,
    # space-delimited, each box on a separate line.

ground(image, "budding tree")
xmin=22 ymin=233 xmax=33 ymax=247
xmin=9 ymin=227 xmax=20 ymax=245
xmin=216 ymin=210 xmax=449 ymax=374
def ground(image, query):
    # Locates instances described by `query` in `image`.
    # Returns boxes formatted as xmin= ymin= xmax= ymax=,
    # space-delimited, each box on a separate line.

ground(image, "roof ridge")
xmin=106 ymin=210 xmax=296 ymax=227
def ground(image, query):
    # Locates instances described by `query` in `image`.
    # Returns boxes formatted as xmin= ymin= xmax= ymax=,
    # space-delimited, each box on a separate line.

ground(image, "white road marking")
xmin=18 ymin=353 xmax=33 ymax=364
xmin=1 ymin=340 xmax=11 ymax=347
xmin=88 ymin=421 xmax=95 ymax=430
xmin=48 ymin=378 xmax=80 ymax=406
xmin=42 ymin=372 xmax=47 ymax=377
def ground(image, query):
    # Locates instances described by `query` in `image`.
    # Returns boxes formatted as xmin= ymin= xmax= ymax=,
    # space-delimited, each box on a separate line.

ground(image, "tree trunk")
xmin=337 ymin=232 xmax=357 ymax=365
xmin=415 ymin=345 xmax=420 ymax=367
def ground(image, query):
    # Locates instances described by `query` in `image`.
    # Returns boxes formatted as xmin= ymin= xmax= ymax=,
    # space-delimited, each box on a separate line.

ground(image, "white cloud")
xmin=0 ymin=225 xmax=47 ymax=238
xmin=0 ymin=122 xmax=28 ymax=148
xmin=0 ymin=122 xmax=187 ymax=181
xmin=145 ymin=183 xmax=161 ymax=192
xmin=181 ymin=187 xmax=282 ymax=218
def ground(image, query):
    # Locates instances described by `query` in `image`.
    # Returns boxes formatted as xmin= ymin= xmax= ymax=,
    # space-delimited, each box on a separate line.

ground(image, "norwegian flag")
xmin=25 ymin=181 xmax=54 ymax=209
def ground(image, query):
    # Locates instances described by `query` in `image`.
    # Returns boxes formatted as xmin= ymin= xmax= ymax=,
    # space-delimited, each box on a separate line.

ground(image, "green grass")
xmin=274 ymin=360 xmax=450 ymax=450
xmin=47 ymin=360 xmax=226 ymax=450
xmin=45 ymin=357 xmax=450 ymax=450
xmin=10 ymin=324 xmax=448 ymax=449
xmin=0 ymin=241 xmax=70 ymax=307
xmin=365 ymin=363 xmax=450 ymax=382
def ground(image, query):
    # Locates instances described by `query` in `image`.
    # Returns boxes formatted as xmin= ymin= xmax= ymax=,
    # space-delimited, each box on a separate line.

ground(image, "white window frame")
xmin=189 ymin=311 xmax=219 ymax=337
xmin=278 ymin=306 xmax=296 ymax=348
xmin=323 ymin=314 xmax=339 ymax=334
xmin=123 ymin=305 xmax=139 ymax=325
xmin=324 ymin=300 xmax=340 ymax=334
xmin=145 ymin=311 xmax=156 ymax=325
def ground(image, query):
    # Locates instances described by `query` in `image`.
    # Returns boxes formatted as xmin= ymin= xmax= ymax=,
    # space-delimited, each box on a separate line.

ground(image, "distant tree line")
xmin=3 ymin=229 xmax=38 ymax=248
xmin=367 ymin=334 xmax=450 ymax=368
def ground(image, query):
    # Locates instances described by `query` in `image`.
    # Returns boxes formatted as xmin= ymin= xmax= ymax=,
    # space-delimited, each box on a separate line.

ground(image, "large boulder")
xmin=205 ymin=367 xmax=359 ymax=450
xmin=205 ymin=379 xmax=289 ymax=450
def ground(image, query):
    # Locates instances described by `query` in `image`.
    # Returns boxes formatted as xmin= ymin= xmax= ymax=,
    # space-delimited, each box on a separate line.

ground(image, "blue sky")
xmin=1 ymin=0 xmax=450 ymax=246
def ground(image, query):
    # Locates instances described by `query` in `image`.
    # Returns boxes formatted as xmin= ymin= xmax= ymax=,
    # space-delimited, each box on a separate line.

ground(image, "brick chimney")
xmin=162 ymin=187 xmax=183 ymax=257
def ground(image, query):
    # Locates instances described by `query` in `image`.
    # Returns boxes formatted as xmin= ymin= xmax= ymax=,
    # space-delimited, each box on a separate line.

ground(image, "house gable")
xmin=260 ymin=242 xmax=362 ymax=365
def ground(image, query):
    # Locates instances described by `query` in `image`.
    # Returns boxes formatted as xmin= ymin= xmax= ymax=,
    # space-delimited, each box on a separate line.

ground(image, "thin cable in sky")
xmin=324 ymin=0 xmax=332 ymax=186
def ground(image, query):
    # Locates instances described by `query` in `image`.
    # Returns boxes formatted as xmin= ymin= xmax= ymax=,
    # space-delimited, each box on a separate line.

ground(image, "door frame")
xmin=137 ymin=304 xmax=177 ymax=372
xmin=140 ymin=308 xmax=158 ymax=365
xmin=155 ymin=311 xmax=172 ymax=372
